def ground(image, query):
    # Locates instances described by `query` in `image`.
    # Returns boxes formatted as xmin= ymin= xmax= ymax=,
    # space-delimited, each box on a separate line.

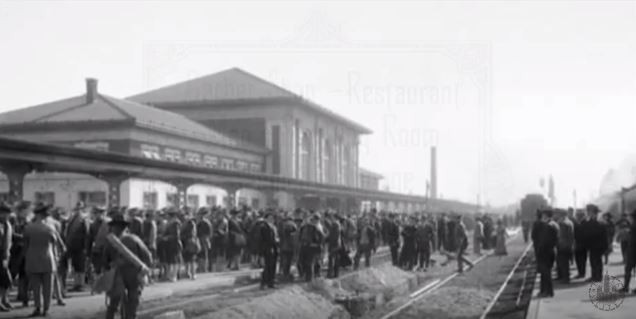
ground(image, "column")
xmin=2 ymin=164 xmax=30 ymax=203
xmin=262 ymin=188 xmax=278 ymax=208
xmin=221 ymin=184 xmax=241 ymax=209
xmin=98 ymin=173 xmax=128 ymax=208
xmin=174 ymin=180 xmax=192 ymax=208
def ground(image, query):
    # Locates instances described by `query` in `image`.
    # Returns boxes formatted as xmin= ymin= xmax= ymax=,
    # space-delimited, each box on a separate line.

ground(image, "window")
xmin=166 ymin=193 xmax=178 ymax=207
xmin=187 ymin=194 xmax=199 ymax=208
xmin=250 ymin=163 xmax=261 ymax=173
xmin=204 ymin=155 xmax=218 ymax=168
xmin=143 ymin=192 xmax=158 ymax=209
xmin=221 ymin=158 xmax=234 ymax=170
xmin=78 ymin=191 xmax=106 ymax=207
xmin=185 ymin=152 xmax=202 ymax=165
xmin=164 ymin=148 xmax=182 ymax=162
xmin=206 ymin=195 xmax=217 ymax=207
xmin=35 ymin=192 xmax=55 ymax=205
xmin=74 ymin=141 xmax=109 ymax=151
xmin=236 ymin=161 xmax=248 ymax=171
xmin=141 ymin=144 xmax=162 ymax=160
xmin=238 ymin=197 xmax=248 ymax=206
xmin=0 ymin=193 xmax=8 ymax=203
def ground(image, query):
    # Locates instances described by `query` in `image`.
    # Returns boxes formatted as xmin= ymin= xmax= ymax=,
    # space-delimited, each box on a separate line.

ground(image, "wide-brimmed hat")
xmin=108 ymin=213 xmax=129 ymax=227
xmin=197 ymin=207 xmax=209 ymax=216
xmin=0 ymin=203 xmax=11 ymax=214
xmin=586 ymin=204 xmax=600 ymax=213
xmin=73 ymin=201 xmax=86 ymax=212
xmin=92 ymin=206 xmax=106 ymax=214
xmin=33 ymin=203 xmax=51 ymax=216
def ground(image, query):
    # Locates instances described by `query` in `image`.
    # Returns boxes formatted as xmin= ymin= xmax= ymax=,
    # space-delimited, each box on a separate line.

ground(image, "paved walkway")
xmin=526 ymin=244 xmax=636 ymax=319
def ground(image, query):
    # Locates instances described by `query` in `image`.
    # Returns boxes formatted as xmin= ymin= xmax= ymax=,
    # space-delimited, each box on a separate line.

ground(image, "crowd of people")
xmin=529 ymin=204 xmax=636 ymax=298
xmin=0 ymin=199 xmax=515 ymax=318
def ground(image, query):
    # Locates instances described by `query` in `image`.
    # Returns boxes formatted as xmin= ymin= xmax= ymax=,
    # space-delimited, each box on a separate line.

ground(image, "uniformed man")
xmin=278 ymin=213 xmax=298 ymax=281
xmin=298 ymin=213 xmax=324 ymax=281
xmin=454 ymin=215 xmax=474 ymax=273
xmin=386 ymin=213 xmax=401 ymax=266
xmin=436 ymin=214 xmax=447 ymax=251
xmin=322 ymin=212 xmax=339 ymax=278
xmin=259 ymin=212 xmax=279 ymax=289
xmin=473 ymin=216 xmax=484 ymax=255
xmin=103 ymin=213 xmax=152 ymax=319
xmin=354 ymin=216 xmax=376 ymax=270
xmin=399 ymin=216 xmax=417 ymax=270
xmin=195 ymin=208 xmax=212 ymax=273
xmin=415 ymin=215 xmax=434 ymax=271
xmin=585 ymin=204 xmax=607 ymax=282
xmin=88 ymin=206 xmax=109 ymax=276
xmin=61 ymin=202 xmax=90 ymax=292
xmin=532 ymin=209 xmax=558 ymax=298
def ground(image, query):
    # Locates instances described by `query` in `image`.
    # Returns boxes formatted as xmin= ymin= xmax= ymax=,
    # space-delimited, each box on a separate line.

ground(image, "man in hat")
xmin=0 ymin=203 xmax=13 ymax=312
xmin=354 ymin=215 xmax=377 ymax=270
xmin=325 ymin=212 xmax=342 ymax=278
xmin=259 ymin=212 xmax=279 ymax=289
xmin=298 ymin=213 xmax=325 ymax=281
xmin=278 ymin=213 xmax=298 ymax=281
xmin=386 ymin=213 xmax=401 ymax=266
xmin=555 ymin=209 xmax=574 ymax=283
xmin=10 ymin=201 xmax=31 ymax=307
xmin=61 ymin=201 xmax=90 ymax=292
xmin=399 ymin=215 xmax=417 ymax=270
xmin=415 ymin=215 xmax=435 ymax=271
xmin=532 ymin=209 xmax=558 ymax=298
xmin=103 ymin=213 xmax=152 ymax=319
xmin=88 ymin=206 xmax=109 ymax=276
xmin=23 ymin=203 xmax=59 ymax=317
xmin=196 ymin=207 xmax=212 ymax=273
xmin=585 ymin=204 xmax=607 ymax=282
xmin=620 ymin=209 xmax=636 ymax=294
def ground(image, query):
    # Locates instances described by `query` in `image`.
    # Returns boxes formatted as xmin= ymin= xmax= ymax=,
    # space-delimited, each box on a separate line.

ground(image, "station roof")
xmin=0 ymin=80 xmax=268 ymax=153
xmin=128 ymin=68 xmax=372 ymax=134
xmin=359 ymin=167 xmax=384 ymax=179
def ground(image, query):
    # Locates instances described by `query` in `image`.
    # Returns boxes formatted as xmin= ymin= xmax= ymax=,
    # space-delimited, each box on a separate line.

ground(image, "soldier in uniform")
xmin=181 ymin=211 xmax=199 ymax=280
xmin=226 ymin=209 xmax=246 ymax=271
xmin=259 ymin=212 xmax=279 ymax=289
xmin=163 ymin=208 xmax=182 ymax=282
xmin=141 ymin=210 xmax=157 ymax=281
xmin=278 ymin=213 xmax=298 ymax=281
xmin=298 ymin=213 xmax=324 ymax=281
xmin=195 ymin=208 xmax=212 ymax=273
xmin=88 ymin=206 xmax=109 ymax=276
xmin=103 ymin=213 xmax=152 ymax=319
xmin=454 ymin=215 xmax=474 ymax=273
xmin=399 ymin=216 xmax=417 ymax=270
xmin=386 ymin=213 xmax=401 ymax=266
xmin=10 ymin=201 xmax=31 ymax=307
xmin=415 ymin=215 xmax=434 ymax=271
xmin=436 ymin=213 xmax=447 ymax=251
xmin=354 ymin=216 xmax=376 ymax=270
xmin=556 ymin=209 xmax=574 ymax=283
xmin=61 ymin=202 xmax=90 ymax=292
xmin=211 ymin=210 xmax=228 ymax=272
xmin=473 ymin=216 xmax=484 ymax=256
xmin=325 ymin=212 xmax=342 ymax=278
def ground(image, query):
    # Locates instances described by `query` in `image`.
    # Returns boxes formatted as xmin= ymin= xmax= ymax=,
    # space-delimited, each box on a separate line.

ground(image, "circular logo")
xmin=588 ymin=273 xmax=625 ymax=311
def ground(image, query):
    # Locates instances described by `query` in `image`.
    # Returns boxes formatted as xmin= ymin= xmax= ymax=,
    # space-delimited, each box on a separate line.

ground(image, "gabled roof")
xmin=128 ymin=68 xmax=372 ymax=134
xmin=359 ymin=167 xmax=384 ymax=179
xmin=0 ymin=87 xmax=267 ymax=153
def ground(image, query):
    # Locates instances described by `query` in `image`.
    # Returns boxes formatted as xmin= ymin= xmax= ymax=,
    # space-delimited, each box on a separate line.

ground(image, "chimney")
xmin=430 ymin=146 xmax=437 ymax=199
xmin=86 ymin=78 xmax=98 ymax=103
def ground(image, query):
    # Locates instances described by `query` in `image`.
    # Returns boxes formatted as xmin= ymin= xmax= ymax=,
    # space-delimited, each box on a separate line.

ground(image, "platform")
xmin=526 ymin=244 xmax=636 ymax=319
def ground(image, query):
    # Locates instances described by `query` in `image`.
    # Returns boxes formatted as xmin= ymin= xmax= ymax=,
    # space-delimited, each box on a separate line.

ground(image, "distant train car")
xmin=520 ymin=193 xmax=549 ymax=222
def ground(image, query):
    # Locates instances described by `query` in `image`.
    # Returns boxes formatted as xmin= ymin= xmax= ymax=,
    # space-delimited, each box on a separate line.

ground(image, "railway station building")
xmin=0 ymin=68 xmax=384 ymax=211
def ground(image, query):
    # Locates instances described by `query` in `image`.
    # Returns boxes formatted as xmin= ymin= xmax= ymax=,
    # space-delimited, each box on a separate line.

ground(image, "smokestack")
xmin=430 ymin=146 xmax=437 ymax=199
xmin=86 ymin=78 xmax=98 ymax=103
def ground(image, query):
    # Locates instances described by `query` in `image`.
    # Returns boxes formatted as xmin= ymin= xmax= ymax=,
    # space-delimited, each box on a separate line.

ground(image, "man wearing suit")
xmin=533 ymin=209 xmax=559 ymax=298
xmin=61 ymin=202 xmax=90 ymax=292
xmin=24 ymin=203 xmax=60 ymax=317
xmin=585 ymin=204 xmax=607 ymax=282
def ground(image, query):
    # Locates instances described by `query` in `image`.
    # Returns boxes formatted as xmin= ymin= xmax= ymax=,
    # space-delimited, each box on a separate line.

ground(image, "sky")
xmin=0 ymin=1 xmax=635 ymax=207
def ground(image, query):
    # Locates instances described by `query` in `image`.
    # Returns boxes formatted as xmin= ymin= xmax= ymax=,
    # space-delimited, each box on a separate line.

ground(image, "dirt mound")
xmin=338 ymin=264 xmax=415 ymax=296
xmin=403 ymin=286 xmax=494 ymax=319
xmin=192 ymin=286 xmax=350 ymax=319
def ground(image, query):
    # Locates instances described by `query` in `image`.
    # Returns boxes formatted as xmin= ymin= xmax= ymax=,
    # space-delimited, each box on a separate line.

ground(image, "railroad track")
xmin=480 ymin=244 xmax=536 ymax=319
xmin=380 ymin=229 xmax=526 ymax=319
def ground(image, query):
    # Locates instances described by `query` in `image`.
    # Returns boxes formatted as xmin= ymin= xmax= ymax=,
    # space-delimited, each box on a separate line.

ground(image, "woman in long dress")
xmin=495 ymin=219 xmax=508 ymax=256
